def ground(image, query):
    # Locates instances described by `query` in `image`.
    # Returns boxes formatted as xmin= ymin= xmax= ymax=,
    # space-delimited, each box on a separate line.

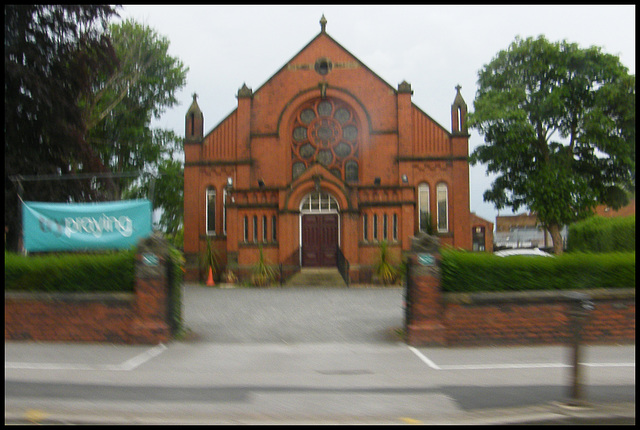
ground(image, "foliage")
xmin=4 ymin=5 xmax=119 ymax=251
xmin=167 ymin=245 xmax=185 ymax=334
xmin=251 ymin=245 xmax=278 ymax=287
xmin=4 ymin=250 xmax=136 ymax=293
xmin=200 ymin=236 xmax=220 ymax=282
xmin=125 ymin=132 xmax=184 ymax=235
xmin=165 ymin=225 xmax=184 ymax=250
xmin=467 ymin=36 xmax=635 ymax=255
xmin=374 ymin=240 xmax=400 ymax=284
xmin=567 ymin=215 xmax=635 ymax=252
xmin=84 ymin=19 xmax=188 ymax=205
xmin=440 ymin=249 xmax=635 ymax=293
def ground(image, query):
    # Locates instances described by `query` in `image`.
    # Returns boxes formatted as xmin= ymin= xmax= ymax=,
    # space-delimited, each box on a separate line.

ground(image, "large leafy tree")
xmin=4 ymin=4 xmax=119 ymax=251
xmin=82 ymin=18 xmax=188 ymax=200
xmin=467 ymin=36 xmax=635 ymax=254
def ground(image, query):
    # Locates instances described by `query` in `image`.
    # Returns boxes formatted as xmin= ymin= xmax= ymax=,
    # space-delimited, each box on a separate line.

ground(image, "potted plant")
xmin=374 ymin=240 xmax=400 ymax=285
xmin=200 ymin=236 xmax=220 ymax=285
xmin=250 ymin=245 xmax=277 ymax=287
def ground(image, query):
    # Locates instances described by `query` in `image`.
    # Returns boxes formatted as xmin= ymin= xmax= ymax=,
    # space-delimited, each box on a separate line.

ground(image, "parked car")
xmin=494 ymin=248 xmax=554 ymax=257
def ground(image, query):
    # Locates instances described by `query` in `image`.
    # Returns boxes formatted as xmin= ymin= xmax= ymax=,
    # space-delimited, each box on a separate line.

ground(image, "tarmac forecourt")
xmin=4 ymin=286 xmax=635 ymax=424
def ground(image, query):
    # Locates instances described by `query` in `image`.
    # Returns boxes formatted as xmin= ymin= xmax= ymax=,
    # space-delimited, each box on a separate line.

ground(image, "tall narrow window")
xmin=437 ymin=183 xmax=448 ymax=232
xmin=393 ymin=214 xmax=398 ymax=241
xmin=271 ymin=216 xmax=277 ymax=242
xmin=243 ymin=216 xmax=248 ymax=242
xmin=262 ymin=215 xmax=267 ymax=242
xmin=206 ymin=187 xmax=216 ymax=235
xmin=363 ymin=214 xmax=368 ymax=241
xmin=383 ymin=214 xmax=388 ymax=241
xmin=253 ymin=215 xmax=258 ymax=243
xmin=418 ymin=183 xmax=430 ymax=233
xmin=223 ymin=188 xmax=227 ymax=235
xmin=373 ymin=214 xmax=379 ymax=241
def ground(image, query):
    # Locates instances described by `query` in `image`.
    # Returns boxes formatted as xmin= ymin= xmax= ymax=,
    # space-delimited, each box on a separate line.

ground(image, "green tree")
xmin=82 ymin=18 xmax=188 ymax=199
xmin=125 ymin=130 xmax=184 ymax=237
xmin=467 ymin=36 xmax=635 ymax=254
xmin=4 ymin=4 xmax=119 ymax=251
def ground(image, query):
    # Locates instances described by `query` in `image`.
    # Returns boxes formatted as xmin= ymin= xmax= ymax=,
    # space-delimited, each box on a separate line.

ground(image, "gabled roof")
xmin=204 ymin=16 xmax=454 ymax=138
xmin=251 ymin=25 xmax=398 ymax=99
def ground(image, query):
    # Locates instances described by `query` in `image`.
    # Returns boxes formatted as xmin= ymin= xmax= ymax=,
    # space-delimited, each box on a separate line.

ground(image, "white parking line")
xmin=408 ymin=346 xmax=441 ymax=370
xmin=408 ymin=347 xmax=635 ymax=371
xmin=5 ymin=344 xmax=167 ymax=371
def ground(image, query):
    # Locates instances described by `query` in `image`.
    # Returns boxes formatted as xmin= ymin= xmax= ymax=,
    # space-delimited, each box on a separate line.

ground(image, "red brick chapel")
xmin=183 ymin=15 xmax=482 ymax=283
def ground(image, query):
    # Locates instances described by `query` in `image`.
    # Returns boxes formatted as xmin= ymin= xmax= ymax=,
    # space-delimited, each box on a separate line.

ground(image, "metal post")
xmin=565 ymin=292 xmax=595 ymax=405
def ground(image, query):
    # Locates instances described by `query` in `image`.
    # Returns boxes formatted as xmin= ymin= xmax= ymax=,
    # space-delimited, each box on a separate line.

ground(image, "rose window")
xmin=291 ymin=98 xmax=359 ymax=182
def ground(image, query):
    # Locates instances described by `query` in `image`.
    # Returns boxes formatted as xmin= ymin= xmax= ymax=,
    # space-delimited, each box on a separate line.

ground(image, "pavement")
xmin=5 ymin=283 xmax=636 ymax=424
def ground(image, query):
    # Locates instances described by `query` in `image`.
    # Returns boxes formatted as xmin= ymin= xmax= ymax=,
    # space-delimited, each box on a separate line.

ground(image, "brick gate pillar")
xmin=131 ymin=233 xmax=171 ymax=344
xmin=405 ymin=232 xmax=446 ymax=346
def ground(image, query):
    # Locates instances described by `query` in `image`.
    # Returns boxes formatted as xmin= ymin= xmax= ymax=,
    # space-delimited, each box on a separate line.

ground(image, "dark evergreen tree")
xmin=5 ymin=5 xmax=119 ymax=250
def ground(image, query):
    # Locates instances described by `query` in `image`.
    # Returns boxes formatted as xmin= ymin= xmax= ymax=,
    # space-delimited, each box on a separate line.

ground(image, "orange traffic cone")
xmin=206 ymin=267 xmax=215 ymax=286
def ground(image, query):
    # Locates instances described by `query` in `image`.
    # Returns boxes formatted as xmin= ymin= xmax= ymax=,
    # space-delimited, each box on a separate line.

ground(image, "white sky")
xmin=119 ymin=5 xmax=635 ymax=224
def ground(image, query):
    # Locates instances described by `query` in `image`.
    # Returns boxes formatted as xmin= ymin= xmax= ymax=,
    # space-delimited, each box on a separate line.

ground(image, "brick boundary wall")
xmin=405 ymin=250 xmax=635 ymax=346
xmin=5 ymin=236 xmax=172 ymax=344
xmin=441 ymin=289 xmax=635 ymax=346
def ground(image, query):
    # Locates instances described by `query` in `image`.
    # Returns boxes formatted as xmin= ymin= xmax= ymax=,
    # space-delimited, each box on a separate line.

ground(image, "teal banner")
xmin=22 ymin=200 xmax=152 ymax=252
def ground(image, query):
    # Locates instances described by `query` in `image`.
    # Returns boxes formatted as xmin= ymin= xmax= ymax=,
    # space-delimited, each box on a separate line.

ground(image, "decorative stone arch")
xmin=283 ymin=166 xmax=350 ymax=214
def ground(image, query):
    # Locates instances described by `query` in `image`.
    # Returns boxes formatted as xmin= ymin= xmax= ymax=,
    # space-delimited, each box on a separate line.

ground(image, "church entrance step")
xmin=286 ymin=268 xmax=346 ymax=287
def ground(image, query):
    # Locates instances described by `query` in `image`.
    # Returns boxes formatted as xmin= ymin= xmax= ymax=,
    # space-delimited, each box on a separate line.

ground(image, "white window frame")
xmin=437 ymin=183 xmax=449 ymax=233
xmin=418 ymin=183 xmax=430 ymax=233
xmin=206 ymin=187 xmax=216 ymax=235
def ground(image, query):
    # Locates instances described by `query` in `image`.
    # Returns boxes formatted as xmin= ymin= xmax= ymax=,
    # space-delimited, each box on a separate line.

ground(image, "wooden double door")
xmin=301 ymin=214 xmax=338 ymax=267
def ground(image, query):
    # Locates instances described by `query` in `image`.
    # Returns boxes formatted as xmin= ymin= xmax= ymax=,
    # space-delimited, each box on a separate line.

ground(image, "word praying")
xmin=39 ymin=214 xmax=134 ymax=238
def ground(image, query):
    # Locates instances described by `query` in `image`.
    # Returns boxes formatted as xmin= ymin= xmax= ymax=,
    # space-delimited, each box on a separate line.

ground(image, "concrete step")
xmin=286 ymin=268 xmax=347 ymax=287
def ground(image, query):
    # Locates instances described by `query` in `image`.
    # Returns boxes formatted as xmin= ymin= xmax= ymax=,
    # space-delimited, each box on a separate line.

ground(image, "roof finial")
xmin=320 ymin=14 xmax=327 ymax=32
xmin=192 ymin=92 xmax=198 ymax=102
xmin=455 ymin=84 xmax=462 ymax=93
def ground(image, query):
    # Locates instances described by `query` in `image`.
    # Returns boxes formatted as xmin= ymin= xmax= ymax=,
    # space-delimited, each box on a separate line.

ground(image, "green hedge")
xmin=567 ymin=216 xmax=635 ymax=252
xmin=4 ymin=250 xmax=136 ymax=293
xmin=440 ymin=249 xmax=635 ymax=293
xmin=167 ymin=246 xmax=185 ymax=334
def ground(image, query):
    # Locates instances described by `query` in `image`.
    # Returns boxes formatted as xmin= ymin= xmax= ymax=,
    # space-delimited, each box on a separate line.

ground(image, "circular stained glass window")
xmin=342 ymin=125 xmax=357 ymax=141
xmin=317 ymin=150 xmax=333 ymax=166
xmin=318 ymin=101 xmax=332 ymax=116
xmin=300 ymin=109 xmax=315 ymax=124
xmin=293 ymin=127 xmax=307 ymax=141
xmin=335 ymin=108 xmax=350 ymax=124
xmin=291 ymin=98 xmax=359 ymax=182
xmin=335 ymin=142 xmax=351 ymax=157
xmin=292 ymin=162 xmax=306 ymax=179
xmin=300 ymin=143 xmax=315 ymax=159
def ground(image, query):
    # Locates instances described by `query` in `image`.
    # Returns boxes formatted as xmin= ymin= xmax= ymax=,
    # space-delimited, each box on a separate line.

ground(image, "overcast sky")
xmin=119 ymin=5 xmax=635 ymax=223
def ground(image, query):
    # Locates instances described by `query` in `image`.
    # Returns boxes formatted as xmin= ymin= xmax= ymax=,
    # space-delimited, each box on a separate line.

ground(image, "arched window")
xmin=206 ymin=187 xmax=216 ymax=235
xmin=271 ymin=215 xmax=277 ymax=242
xmin=418 ymin=183 xmax=430 ymax=233
xmin=299 ymin=192 xmax=339 ymax=213
xmin=253 ymin=215 xmax=258 ymax=243
xmin=437 ymin=183 xmax=448 ymax=232
xmin=262 ymin=215 xmax=268 ymax=242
